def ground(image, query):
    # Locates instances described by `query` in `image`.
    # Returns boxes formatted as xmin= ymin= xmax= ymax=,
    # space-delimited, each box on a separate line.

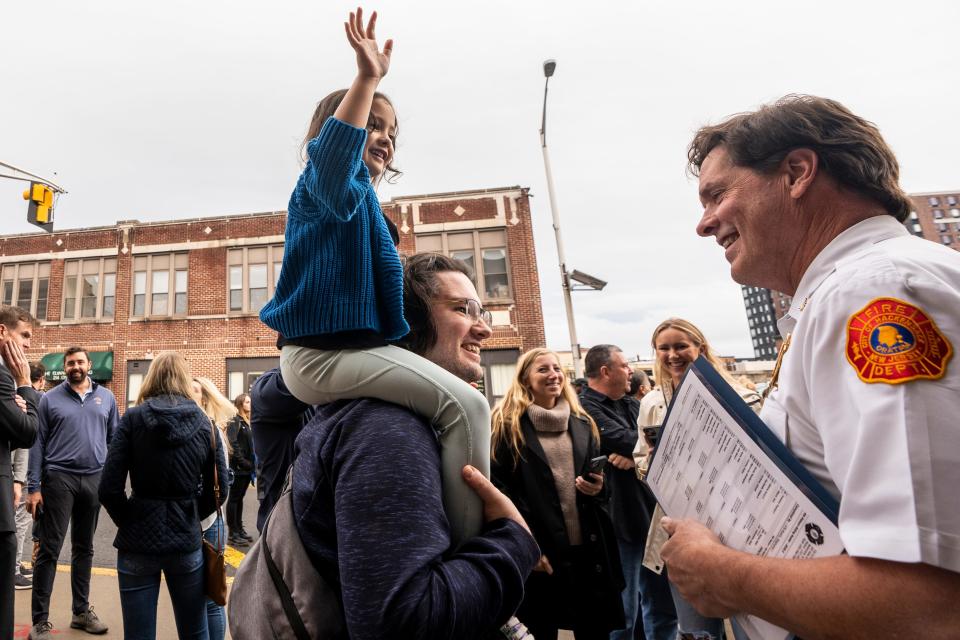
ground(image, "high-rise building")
xmin=741 ymin=286 xmax=791 ymax=359
xmin=740 ymin=189 xmax=960 ymax=358
xmin=905 ymin=191 xmax=960 ymax=248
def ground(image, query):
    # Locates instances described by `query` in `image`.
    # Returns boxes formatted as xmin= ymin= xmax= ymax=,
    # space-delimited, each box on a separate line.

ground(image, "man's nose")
xmin=473 ymin=320 xmax=492 ymax=340
xmin=696 ymin=209 xmax=717 ymax=238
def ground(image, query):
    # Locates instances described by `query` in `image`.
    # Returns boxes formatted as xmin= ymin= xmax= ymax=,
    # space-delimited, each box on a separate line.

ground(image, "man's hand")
xmin=660 ymin=517 xmax=739 ymax=618
xmin=26 ymin=491 xmax=42 ymax=518
xmin=462 ymin=465 xmax=530 ymax=534
xmin=533 ymin=554 xmax=553 ymax=575
xmin=1 ymin=340 xmax=31 ymax=387
xmin=607 ymin=453 xmax=633 ymax=470
xmin=14 ymin=394 xmax=27 ymax=413
xmin=13 ymin=483 xmax=21 ymax=506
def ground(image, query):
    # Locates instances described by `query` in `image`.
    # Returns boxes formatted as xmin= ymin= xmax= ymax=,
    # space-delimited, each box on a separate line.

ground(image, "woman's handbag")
xmin=202 ymin=422 xmax=228 ymax=606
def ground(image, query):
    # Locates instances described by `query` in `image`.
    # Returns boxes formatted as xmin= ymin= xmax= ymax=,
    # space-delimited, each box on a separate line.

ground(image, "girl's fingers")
xmin=355 ymin=7 xmax=364 ymax=34
xmin=366 ymin=10 xmax=377 ymax=40
xmin=383 ymin=38 xmax=393 ymax=58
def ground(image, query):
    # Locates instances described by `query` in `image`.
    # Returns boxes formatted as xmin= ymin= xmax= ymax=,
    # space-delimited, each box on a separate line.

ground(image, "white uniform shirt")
xmin=761 ymin=215 xmax=960 ymax=571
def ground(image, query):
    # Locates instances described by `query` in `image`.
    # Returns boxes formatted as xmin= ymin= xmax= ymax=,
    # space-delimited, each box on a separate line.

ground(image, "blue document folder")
xmin=650 ymin=355 xmax=840 ymax=526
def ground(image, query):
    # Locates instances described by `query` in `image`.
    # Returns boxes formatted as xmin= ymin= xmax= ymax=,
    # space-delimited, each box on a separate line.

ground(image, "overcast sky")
xmin=3 ymin=1 xmax=958 ymax=361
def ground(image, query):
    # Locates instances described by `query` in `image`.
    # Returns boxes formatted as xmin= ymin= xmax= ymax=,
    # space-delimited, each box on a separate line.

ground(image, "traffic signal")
xmin=23 ymin=182 xmax=54 ymax=232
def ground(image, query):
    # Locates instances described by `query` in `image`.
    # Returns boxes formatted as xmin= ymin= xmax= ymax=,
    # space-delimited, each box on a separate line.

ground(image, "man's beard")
xmin=67 ymin=370 xmax=86 ymax=383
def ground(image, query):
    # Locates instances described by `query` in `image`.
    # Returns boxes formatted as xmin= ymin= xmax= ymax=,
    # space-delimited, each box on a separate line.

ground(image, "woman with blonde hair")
xmin=99 ymin=352 xmax=228 ymax=639
xmin=189 ymin=377 xmax=235 ymax=639
xmin=491 ymin=348 xmax=624 ymax=639
xmin=634 ymin=318 xmax=760 ymax=640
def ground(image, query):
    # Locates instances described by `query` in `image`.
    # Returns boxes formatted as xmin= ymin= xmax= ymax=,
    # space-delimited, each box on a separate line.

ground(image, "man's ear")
xmin=783 ymin=148 xmax=818 ymax=200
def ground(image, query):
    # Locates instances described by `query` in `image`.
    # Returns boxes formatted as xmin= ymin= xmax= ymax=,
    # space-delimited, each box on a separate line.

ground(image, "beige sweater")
xmin=527 ymin=398 xmax=582 ymax=546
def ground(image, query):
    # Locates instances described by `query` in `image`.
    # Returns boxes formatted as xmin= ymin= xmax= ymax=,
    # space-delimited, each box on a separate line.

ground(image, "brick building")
xmin=0 ymin=185 xmax=545 ymax=410
xmin=905 ymin=190 xmax=960 ymax=246
xmin=740 ymin=189 xmax=959 ymax=359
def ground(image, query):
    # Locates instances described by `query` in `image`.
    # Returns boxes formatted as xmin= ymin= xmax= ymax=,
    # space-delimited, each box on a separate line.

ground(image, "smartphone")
xmin=642 ymin=425 xmax=662 ymax=448
xmin=581 ymin=455 xmax=607 ymax=479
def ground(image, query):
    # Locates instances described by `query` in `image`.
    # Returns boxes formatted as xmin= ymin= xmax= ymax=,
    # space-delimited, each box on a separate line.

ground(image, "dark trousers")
xmin=32 ymin=470 xmax=101 ymax=624
xmin=0 ymin=530 xmax=16 ymax=638
xmin=226 ymin=473 xmax=250 ymax=534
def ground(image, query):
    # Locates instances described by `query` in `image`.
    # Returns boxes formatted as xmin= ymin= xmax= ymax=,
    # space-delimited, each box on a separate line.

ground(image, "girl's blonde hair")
xmin=136 ymin=352 xmax=195 ymax=405
xmin=192 ymin=377 xmax=237 ymax=429
xmin=491 ymin=348 xmax=600 ymax=467
xmin=651 ymin=317 xmax=739 ymax=403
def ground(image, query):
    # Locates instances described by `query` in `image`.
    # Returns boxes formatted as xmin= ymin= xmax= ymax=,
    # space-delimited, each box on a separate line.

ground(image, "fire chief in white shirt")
xmin=661 ymin=94 xmax=960 ymax=639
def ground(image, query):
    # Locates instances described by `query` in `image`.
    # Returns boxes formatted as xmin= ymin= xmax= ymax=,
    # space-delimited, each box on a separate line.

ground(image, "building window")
xmin=947 ymin=196 xmax=957 ymax=206
xmin=951 ymin=208 xmax=960 ymax=218
xmin=938 ymin=223 xmax=948 ymax=232
xmin=62 ymin=257 xmax=116 ymax=321
xmin=933 ymin=209 xmax=944 ymax=219
xmin=479 ymin=349 xmax=520 ymax=406
xmin=942 ymin=235 xmax=953 ymax=245
xmin=0 ymin=262 xmax=50 ymax=320
xmin=415 ymin=229 xmax=512 ymax=301
xmin=126 ymin=359 xmax=152 ymax=408
xmin=227 ymin=246 xmax=283 ymax=314
xmin=226 ymin=357 xmax=280 ymax=400
xmin=928 ymin=197 xmax=940 ymax=206
xmin=131 ymin=253 xmax=188 ymax=318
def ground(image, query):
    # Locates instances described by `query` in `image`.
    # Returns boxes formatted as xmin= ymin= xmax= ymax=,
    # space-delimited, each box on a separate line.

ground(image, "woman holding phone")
xmin=491 ymin=348 xmax=624 ymax=639
xmin=634 ymin=318 xmax=760 ymax=640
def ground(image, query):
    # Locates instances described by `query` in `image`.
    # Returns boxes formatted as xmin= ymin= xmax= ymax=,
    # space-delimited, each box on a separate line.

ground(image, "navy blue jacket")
xmin=99 ymin=395 xmax=229 ymax=554
xmin=293 ymin=399 xmax=540 ymax=640
xmin=580 ymin=387 xmax=657 ymax=543
xmin=28 ymin=379 xmax=118 ymax=492
xmin=250 ymin=367 xmax=314 ymax=531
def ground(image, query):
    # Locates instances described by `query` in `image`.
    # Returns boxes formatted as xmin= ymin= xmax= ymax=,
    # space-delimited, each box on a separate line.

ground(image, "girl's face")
xmin=656 ymin=328 xmax=701 ymax=386
xmin=243 ymin=395 xmax=251 ymax=413
xmin=363 ymin=98 xmax=396 ymax=182
xmin=526 ymin=354 xmax=565 ymax=408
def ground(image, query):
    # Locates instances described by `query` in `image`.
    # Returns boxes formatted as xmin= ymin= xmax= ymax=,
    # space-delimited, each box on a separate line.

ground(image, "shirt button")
xmin=589 ymin=534 xmax=597 ymax=542
xmin=595 ymin=564 xmax=603 ymax=573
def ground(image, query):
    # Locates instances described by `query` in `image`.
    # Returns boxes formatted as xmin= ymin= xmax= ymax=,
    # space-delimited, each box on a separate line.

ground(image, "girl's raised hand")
xmin=344 ymin=7 xmax=393 ymax=81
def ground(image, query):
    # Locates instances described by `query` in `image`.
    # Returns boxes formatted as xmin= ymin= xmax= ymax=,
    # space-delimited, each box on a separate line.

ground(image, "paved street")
xmin=13 ymin=483 xmax=260 ymax=638
xmin=13 ymin=484 xmax=577 ymax=638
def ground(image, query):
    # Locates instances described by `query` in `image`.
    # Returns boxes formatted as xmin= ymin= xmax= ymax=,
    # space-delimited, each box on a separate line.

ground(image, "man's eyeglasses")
xmin=443 ymin=299 xmax=493 ymax=326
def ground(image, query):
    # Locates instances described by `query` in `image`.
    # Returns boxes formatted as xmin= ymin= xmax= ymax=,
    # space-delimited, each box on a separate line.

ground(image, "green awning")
xmin=41 ymin=351 xmax=113 ymax=383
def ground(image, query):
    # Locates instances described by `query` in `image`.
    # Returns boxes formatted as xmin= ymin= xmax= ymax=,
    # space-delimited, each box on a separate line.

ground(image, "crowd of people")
xmin=1 ymin=6 xmax=958 ymax=640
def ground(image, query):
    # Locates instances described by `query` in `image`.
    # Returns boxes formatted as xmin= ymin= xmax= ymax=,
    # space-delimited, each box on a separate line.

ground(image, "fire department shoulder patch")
xmin=845 ymin=297 xmax=953 ymax=384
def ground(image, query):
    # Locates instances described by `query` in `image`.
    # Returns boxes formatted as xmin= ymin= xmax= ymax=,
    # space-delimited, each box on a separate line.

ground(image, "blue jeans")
xmin=202 ymin=516 xmax=226 ymax=640
xmin=670 ymin=579 xmax=724 ymax=639
xmin=117 ymin=548 xmax=208 ymax=640
xmin=610 ymin=539 xmax=676 ymax=640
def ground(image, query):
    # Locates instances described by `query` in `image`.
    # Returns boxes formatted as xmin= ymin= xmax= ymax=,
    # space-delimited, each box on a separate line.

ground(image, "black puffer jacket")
xmin=99 ymin=394 xmax=229 ymax=554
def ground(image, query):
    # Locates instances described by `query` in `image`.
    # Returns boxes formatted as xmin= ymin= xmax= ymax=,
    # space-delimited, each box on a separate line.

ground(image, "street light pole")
xmin=539 ymin=59 xmax=583 ymax=379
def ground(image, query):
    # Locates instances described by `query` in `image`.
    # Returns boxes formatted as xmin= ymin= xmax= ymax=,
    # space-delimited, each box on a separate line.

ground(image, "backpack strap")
xmin=261 ymin=505 xmax=312 ymax=640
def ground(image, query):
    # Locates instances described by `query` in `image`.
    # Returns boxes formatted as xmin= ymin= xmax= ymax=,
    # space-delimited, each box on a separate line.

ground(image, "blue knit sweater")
xmin=259 ymin=118 xmax=409 ymax=341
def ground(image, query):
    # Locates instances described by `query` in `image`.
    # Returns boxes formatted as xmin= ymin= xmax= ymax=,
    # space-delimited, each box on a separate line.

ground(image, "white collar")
xmin=777 ymin=215 xmax=907 ymax=337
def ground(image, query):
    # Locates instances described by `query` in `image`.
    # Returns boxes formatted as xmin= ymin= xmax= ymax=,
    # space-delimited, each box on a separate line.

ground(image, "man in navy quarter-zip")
xmin=26 ymin=346 xmax=117 ymax=640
